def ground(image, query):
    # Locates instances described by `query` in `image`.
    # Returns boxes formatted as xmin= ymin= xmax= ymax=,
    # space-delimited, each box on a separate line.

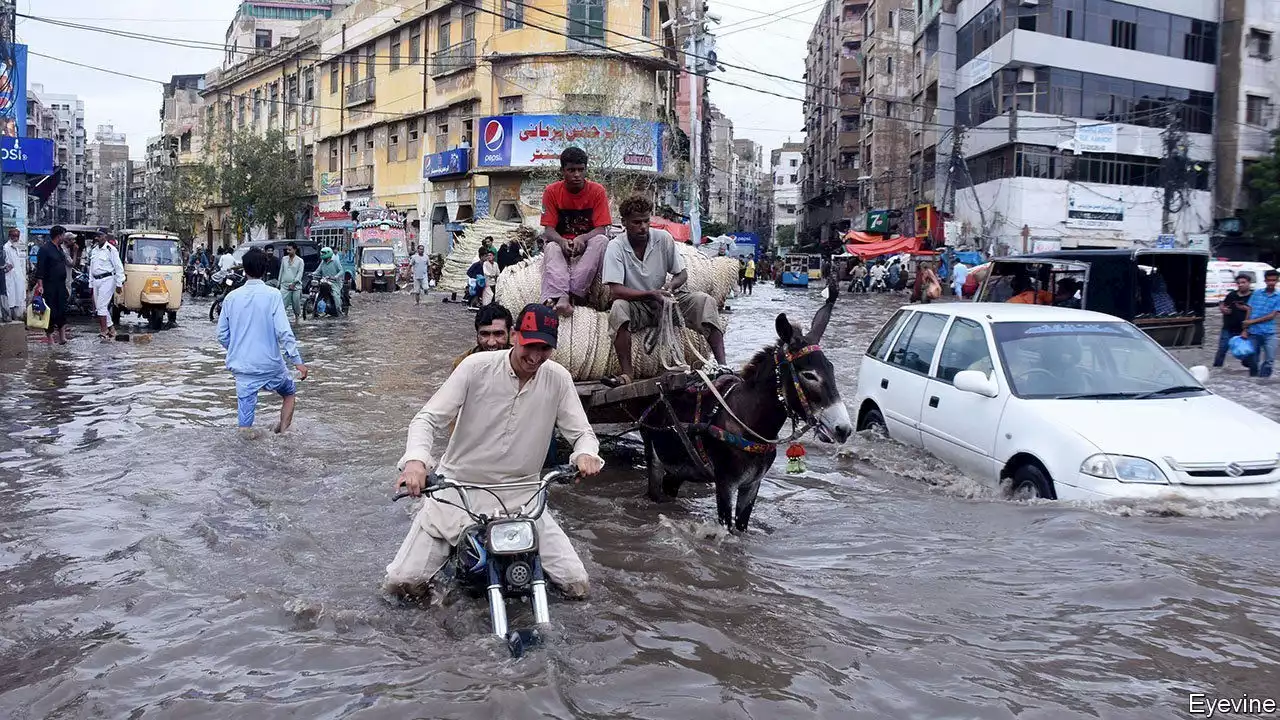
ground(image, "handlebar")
xmin=392 ymin=465 xmax=580 ymax=520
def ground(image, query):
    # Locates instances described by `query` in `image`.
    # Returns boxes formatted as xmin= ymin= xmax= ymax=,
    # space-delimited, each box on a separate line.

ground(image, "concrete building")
xmin=85 ymin=125 xmax=130 ymax=231
xmin=27 ymin=84 xmax=86 ymax=225
xmin=126 ymin=160 xmax=149 ymax=230
xmin=907 ymin=0 xmax=959 ymax=214
xmin=224 ymin=0 xmax=351 ymax=66
xmin=1214 ymin=0 xmax=1280 ymax=254
xmin=857 ymin=0 xmax=917 ymax=220
xmin=771 ymin=142 xmax=804 ymax=240
xmin=731 ymin=138 xmax=768 ymax=236
xmin=708 ymin=105 xmax=734 ymax=225
xmin=947 ymin=0 xmax=1217 ymax=252
xmin=801 ymin=0 xmax=867 ymax=244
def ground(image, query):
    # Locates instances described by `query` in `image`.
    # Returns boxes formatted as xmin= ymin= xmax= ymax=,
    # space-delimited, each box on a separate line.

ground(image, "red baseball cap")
xmin=515 ymin=303 xmax=559 ymax=348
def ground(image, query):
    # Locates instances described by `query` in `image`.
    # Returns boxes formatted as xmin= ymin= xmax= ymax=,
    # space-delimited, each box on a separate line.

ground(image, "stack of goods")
xmin=436 ymin=218 xmax=536 ymax=295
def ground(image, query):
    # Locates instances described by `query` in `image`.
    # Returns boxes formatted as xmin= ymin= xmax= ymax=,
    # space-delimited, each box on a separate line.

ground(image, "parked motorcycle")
xmin=393 ymin=465 xmax=581 ymax=658
xmin=302 ymin=273 xmax=348 ymax=319
xmin=208 ymin=269 xmax=247 ymax=322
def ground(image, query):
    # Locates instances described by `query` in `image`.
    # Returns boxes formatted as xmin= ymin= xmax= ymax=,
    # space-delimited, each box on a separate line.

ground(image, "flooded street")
xmin=1 ymin=286 xmax=1278 ymax=719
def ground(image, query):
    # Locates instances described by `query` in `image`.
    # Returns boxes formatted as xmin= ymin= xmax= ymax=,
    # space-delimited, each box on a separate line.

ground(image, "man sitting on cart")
xmin=602 ymin=195 xmax=726 ymax=387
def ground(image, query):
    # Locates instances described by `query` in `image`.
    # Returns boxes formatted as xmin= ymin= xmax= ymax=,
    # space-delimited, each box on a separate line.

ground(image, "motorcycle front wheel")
xmin=209 ymin=298 xmax=222 ymax=322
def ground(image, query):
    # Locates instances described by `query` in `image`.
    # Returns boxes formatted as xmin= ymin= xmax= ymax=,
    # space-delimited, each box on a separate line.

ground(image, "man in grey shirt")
xmin=601 ymin=195 xmax=725 ymax=386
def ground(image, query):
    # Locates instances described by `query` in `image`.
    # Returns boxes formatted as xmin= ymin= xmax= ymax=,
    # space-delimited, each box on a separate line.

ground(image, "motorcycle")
xmin=303 ymin=272 xmax=348 ymax=319
xmin=187 ymin=266 xmax=212 ymax=297
xmin=393 ymin=465 xmax=581 ymax=658
xmin=70 ymin=268 xmax=97 ymax=316
xmin=208 ymin=269 xmax=247 ymax=322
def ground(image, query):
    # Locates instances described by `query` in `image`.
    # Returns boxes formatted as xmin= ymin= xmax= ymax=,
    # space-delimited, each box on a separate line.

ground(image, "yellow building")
xmin=201 ymin=22 xmax=324 ymax=247
xmin=314 ymin=0 xmax=680 ymax=254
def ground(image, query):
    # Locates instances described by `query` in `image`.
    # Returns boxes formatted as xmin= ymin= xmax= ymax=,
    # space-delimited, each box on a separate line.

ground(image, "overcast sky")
xmin=15 ymin=0 xmax=820 ymax=164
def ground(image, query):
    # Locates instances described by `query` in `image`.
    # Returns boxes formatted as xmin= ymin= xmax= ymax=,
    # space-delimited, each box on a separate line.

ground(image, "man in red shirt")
xmin=540 ymin=146 xmax=612 ymax=317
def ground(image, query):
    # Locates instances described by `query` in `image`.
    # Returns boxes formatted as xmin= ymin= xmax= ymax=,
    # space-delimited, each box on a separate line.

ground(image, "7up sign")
xmin=866 ymin=209 xmax=890 ymax=234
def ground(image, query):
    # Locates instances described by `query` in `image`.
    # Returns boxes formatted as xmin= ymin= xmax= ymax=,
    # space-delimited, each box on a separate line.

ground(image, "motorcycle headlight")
xmin=1080 ymin=454 xmax=1168 ymax=484
xmin=376 ymin=270 xmax=383 ymax=277
xmin=487 ymin=520 xmax=536 ymax=554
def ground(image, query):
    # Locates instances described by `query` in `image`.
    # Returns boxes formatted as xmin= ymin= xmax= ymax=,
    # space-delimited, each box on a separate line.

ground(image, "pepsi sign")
xmin=474 ymin=114 xmax=665 ymax=172
xmin=479 ymin=117 xmax=512 ymax=167
xmin=1 ymin=136 xmax=54 ymax=176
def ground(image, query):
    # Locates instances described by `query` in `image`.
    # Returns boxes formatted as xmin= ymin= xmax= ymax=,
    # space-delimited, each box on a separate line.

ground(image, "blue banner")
xmin=476 ymin=114 xmax=664 ymax=173
xmin=423 ymin=146 xmax=470 ymax=179
xmin=0 ymin=45 xmax=27 ymax=138
xmin=1 ymin=136 xmax=54 ymax=175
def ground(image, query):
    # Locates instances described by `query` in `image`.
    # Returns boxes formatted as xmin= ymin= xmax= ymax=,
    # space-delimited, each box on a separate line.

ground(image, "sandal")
xmin=602 ymin=373 xmax=633 ymax=388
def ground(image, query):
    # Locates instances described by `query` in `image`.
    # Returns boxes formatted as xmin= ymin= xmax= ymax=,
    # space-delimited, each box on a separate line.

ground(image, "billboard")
xmin=0 ymin=44 xmax=27 ymax=138
xmin=1 ymin=136 xmax=54 ymax=175
xmin=1065 ymin=185 xmax=1124 ymax=229
xmin=476 ymin=115 xmax=664 ymax=173
xmin=423 ymin=147 xmax=469 ymax=179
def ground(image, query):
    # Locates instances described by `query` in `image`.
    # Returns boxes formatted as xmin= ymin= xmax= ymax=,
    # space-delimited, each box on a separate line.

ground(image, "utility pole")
xmin=1160 ymin=102 xmax=1186 ymax=235
xmin=673 ymin=1 xmax=721 ymax=244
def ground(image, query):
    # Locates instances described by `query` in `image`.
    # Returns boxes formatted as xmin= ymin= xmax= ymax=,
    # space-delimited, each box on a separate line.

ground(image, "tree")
xmin=774 ymin=224 xmax=796 ymax=247
xmin=202 ymin=129 xmax=308 ymax=240
xmin=702 ymin=220 xmax=731 ymax=237
xmin=1246 ymin=132 xmax=1280 ymax=249
xmin=149 ymin=162 xmax=210 ymax=244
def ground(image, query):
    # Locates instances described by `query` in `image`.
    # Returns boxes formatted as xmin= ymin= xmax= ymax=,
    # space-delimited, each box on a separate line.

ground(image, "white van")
xmin=1206 ymin=261 xmax=1274 ymax=305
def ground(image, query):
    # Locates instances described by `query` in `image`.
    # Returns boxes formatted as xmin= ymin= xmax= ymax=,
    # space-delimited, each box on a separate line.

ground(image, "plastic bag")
xmin=26 ymin=302 xmax=50 ymax=330
xmin=1229 ymin=335 xmax=1255 ymax=359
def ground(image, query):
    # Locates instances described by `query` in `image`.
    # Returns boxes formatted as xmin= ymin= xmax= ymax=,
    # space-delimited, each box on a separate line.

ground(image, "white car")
xmin=853 ymin=303 xmax=1280 ymax=502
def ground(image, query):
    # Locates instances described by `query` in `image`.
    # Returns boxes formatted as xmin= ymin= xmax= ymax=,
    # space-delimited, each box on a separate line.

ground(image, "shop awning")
xmin=651 ymin=216 xmax=691 ymax=242
xmin=843 ymin=236 xmax=923 ymax=258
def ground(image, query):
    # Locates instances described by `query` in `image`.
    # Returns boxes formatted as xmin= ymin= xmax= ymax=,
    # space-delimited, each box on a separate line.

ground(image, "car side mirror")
xmin=1189 ymin=365 xmax=1210 ymax=384
xmin=954 ymin=370 xmax=999 ymax=398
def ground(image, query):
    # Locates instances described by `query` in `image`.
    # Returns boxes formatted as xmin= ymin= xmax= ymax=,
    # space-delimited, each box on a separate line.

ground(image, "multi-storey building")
xmin=201 ymin=23 xmax=322 ymax=245
xmin=1214 ymin=0 xmax=1280 ymax=255
xmin=907 ymin=0 xmax=959 ymax=214
xmin=948 ymin=0 xmax=1217 ymax=252
xmin=801 ymin=0 xmax=866 ymax=244
xmin=708 ymin=105 xmax=734 ymax=225
xmin=307 ymin=0 xmax=679 ymax=255
xmin=126 ymin=161 xmax=149 ymax=230
xmin=771 ymin=142 xmax=804 ymax=239
xmin=224 ymin=0 xmax=352 ymax=66
xmin=27 ymin=84 xmax=86 ymax=225
xmin=857 ymin=0 xmax=916 ymax=219
xmin=731 ymin=138 xmax=767 ymax=236
xmin=85 ymin=125 xmax=130 ymax=231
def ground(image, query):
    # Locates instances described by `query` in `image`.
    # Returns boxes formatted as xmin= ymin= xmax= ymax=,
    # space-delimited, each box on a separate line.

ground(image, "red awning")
xmin=843 ymin=236 xmax=922 ymax=258
xmin=652 ymin=216 xmax=691 ymax=242
xmin=843 ymin=230 xmax=885 ymax=244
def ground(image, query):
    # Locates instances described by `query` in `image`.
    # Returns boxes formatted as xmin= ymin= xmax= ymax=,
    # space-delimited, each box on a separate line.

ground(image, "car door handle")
xmin=880 ymin=378 xmax=889 ymax=389
xmin=929 ymin=396 xmax=939 ymax=408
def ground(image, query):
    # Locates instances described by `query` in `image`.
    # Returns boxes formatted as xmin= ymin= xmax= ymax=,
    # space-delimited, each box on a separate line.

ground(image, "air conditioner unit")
xmin=1020 ymin=0 xmax=1039 ymax=6
xmin=1018 ymin=66 xmax=1037 ymax=83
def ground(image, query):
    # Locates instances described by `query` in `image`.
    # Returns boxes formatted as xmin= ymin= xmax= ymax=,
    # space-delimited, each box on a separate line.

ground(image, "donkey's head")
xmin=773 ymin=282 xmax=853 ymax=444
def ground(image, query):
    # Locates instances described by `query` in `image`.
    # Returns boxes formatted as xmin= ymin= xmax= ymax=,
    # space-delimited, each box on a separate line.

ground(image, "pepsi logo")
xmin=483 ymin=120 xmax=505 ymax=151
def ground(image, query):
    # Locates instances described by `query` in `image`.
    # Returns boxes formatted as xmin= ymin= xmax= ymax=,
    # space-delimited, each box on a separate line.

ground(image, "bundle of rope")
xmin=549 ymin=306 xmax=713 ymax=381
xmin=437 ymin=217 xmax=531 ymax=294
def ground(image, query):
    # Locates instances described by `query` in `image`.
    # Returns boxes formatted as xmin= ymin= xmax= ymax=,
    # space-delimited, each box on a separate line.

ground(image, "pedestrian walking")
xmin=87 ymin=233 xmax=125 ymax=339
xmin=0 ymin=228 xmax=19 ymax=321
xmin=1214 ymin=273 xmax=1253 ymax=369
xmin=34 ymin=226 xmax=73 ymax=344
xmin=217 ymin=248 xmax=308 ymax=432
xmin=278 ymin=242 xmax=305 ymax=321
xmin=409 ymin=244 xmax=431 ymax=304
xmin=1242 ymin=269 xmax=1280 ymax=378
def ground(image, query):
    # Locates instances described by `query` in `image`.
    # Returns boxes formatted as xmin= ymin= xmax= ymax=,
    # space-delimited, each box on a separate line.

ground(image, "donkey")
xmin=640 ymin=283 xmax=853 ymax=531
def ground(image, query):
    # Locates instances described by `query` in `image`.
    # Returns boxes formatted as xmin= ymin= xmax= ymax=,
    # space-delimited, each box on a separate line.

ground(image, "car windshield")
xmin=992 ymin=321 xmax=1206 ymax=399
xmin=364 ymin=248 xmax=394 ymax=265
xmin=127 ymin=238 xmax=179 ymax=266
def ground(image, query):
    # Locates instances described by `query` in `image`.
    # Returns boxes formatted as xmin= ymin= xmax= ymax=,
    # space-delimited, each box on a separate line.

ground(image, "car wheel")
xmin=1010 ymin=462 xmax=1056 ymax=501
xmin=858 ymin=405 xmax=887 ymax=435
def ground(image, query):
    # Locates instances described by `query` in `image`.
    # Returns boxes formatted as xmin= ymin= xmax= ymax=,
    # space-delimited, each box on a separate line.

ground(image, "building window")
xmin=642 ymin=0 xmax=652 ymax=37
xmin=886 ymin=56 xmax=893 ymax=75
xmin=503 ymin=0 xmax=523 ymax=29
xmin=237 ymin=96 xmax=246 ymax=127
xmin=330 ymin=62 xmax=339 ymax=94
xmin=1246 ymin=95 xmax=1268 ymax=126
xmin=888 ymin=10 xmax=895 ymax=30
xmin=464 ymin=11 xmax=476 ymax=41
xmin=329 ymin=142 xmax=338 ymax=172
xmin=790 ymin=158 xmax=798 ymax=167
xmin=349 ymin=52 xmax=361 ymax=83
xmin=1110 ymin=19 xmax=1136 ymax=50
xmin=390 ymin=30 xmax=402 ymax=70
xmin=365 ymin=44 xmax=376 ymax=79
xmin=438 ymin=20 xmax=451 ymax=52
xmin=407 ymin=119 xmax=421 ymax=157
xmin=255 ymin=29 xmax=272 ymax=49
xmin=500 ymin=95 xmax=524 ymax=114
xmin=269 ymin=83 xmax=279 ymax=121
xmin=304 ymin=69 xmax=315 ymax=102
xmin=253 ymin=88 xmax=262 ymax=121
xmin=409 ymin=22 xmax=422 ymax=63
xmin=1248 ymin=29 xmax=1273 ymax=59
xmin=568 ymin=0 xmax=605 ymax=43
xmin=565 ymin=93 xmax=604 ymax=115
xmin=302 ymin=145 xmax=314 ymax=187
xmin=349 ymin=136 xmax=359 ymax=165
xmin=435 ymin=119 xmax=449 ymax=151
xmin=789 ymin=174 xmax=797 ymax=183
xmin=388 ymin=122 xmax=402 ymax=162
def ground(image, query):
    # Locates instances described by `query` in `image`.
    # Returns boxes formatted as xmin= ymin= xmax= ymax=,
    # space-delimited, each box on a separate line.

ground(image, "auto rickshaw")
xmin=114 ymin=232 xmax=184 ymax=330
xmin=356 ymin=244 xmax=398 ymax=292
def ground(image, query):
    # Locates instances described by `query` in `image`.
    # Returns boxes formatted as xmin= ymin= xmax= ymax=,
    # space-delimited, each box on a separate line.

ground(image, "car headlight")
xmin=487 ymin=520 xmax=536 ymax=554
xmin=1080 ymin=454 xmax=1168 ymax=484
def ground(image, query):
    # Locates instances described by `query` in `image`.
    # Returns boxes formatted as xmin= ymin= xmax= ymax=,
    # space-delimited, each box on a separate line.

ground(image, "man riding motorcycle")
xmin=387 ymin=304 xmax=604 ymax=599
xmin=316 ymin=247 xmax=346 ymax=315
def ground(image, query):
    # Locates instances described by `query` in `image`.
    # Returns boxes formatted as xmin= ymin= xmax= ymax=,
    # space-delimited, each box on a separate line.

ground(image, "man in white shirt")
xmin=2 ymin=228 xmax=25 ymax=320
xmin=601 ymin=195 xmax=725 ymax=386
xmin=87 ymin=233 xmax=125 ymax=338
xmin=951 ymin=261 xmax=969 ymax=297
xmin=388 ymin=303 xmax=604 ymax=598
xmin=218 ymin=247 xmax=237 ymax=272
xmin=409 ymin=244 xmax=431 ymax=304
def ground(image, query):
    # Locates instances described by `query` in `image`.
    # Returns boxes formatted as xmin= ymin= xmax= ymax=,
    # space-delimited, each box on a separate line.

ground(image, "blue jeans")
xmin=1251 ymin=333 xmax=1277 ymax=377
xmin=235 ymin=371 xmax=297 ymax=427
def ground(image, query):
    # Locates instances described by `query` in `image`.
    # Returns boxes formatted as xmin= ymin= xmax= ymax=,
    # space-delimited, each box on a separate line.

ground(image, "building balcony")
xmin=345 ymin=78 xmax=376 ymax=106
xmin=839 ymin=56 xmax=861 ymax=79
xmin=839 ymin=130 xmax=860 ymax=149
xmin=432 ymin=40 xmax=476 ymax=78
xmin=343 ymin=165 xmax=373 ymax=189
xmin=839 ymin=165 xmax=863 ymax=184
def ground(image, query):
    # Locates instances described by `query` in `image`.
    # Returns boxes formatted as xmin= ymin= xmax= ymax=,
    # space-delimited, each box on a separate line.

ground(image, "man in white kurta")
xmin=387 ymin=303 xmax=603 ymax=598
xmin=87 ymin=234 xmax=125 ymax=337
xmin=2 ymin=229 xmax=25 ymax=320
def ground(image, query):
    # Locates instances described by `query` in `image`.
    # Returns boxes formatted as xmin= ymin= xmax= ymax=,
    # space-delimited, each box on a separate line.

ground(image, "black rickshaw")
xmin=976 ymin=249 xmax=1207 ymax=348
